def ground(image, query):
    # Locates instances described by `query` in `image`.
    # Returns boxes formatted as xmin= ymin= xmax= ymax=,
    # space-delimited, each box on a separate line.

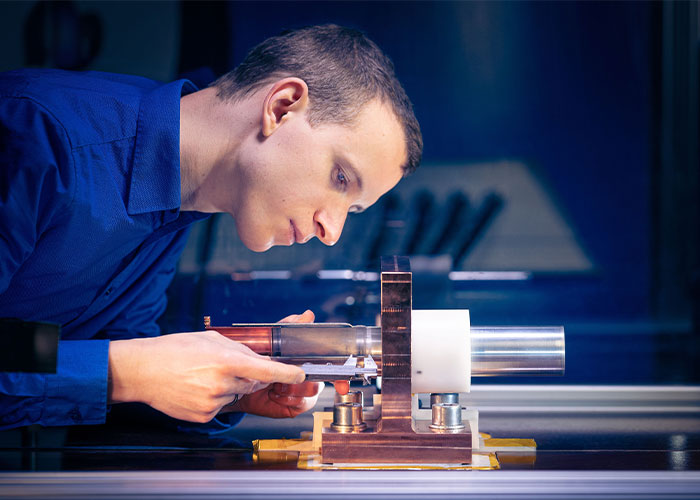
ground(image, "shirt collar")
xmin=127 ymin=79 xmax=198 ymax=216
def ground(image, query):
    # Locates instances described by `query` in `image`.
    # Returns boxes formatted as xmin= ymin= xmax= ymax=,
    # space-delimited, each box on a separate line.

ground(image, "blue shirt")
xmin=0 ymin=69 xmax=214 ymax=429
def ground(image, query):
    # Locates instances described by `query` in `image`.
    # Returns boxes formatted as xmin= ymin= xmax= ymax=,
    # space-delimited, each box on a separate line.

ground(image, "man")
xmin=0 ymin=25 xmax=422 ymax=430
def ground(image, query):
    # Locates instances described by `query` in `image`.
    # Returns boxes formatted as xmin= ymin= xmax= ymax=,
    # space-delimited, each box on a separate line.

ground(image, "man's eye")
xmin=335 ymin=168 xmax=348 ymax=189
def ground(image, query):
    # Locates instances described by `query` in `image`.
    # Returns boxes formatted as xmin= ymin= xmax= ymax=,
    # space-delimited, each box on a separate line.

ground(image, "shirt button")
xmin=105 ymin=287 xmax=113 ymax=297
xmin=69 ymin=407 xmax=82 ymax=422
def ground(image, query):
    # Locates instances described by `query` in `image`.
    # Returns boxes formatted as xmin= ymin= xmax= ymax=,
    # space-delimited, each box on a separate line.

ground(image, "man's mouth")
xmin=290 ymin=220 xmax=311 ymax=244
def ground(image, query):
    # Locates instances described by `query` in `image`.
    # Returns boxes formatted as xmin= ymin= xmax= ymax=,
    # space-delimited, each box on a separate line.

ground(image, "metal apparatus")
xmin=206 ymin=256 xmax=565 ymax=464
xmin=201 ymin=323 xmax=564 ymax=381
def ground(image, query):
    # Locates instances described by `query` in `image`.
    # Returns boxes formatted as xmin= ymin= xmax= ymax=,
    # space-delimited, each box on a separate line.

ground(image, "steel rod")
xmin=470 ymin=326 xmax=565 ymax=376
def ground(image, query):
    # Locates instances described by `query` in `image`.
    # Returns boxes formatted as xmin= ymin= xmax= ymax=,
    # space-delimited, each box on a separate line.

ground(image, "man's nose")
xmin=314 ymin=207 xmax=348 ymax=246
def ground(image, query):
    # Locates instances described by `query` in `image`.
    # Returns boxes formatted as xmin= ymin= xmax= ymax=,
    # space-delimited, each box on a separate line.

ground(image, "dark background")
xmin=1 ymin=0 xmax=698 ymax=385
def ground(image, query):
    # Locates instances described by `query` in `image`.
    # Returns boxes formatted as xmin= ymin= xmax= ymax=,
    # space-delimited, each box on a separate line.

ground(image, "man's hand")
xmin=231 ymin=380 xmax=324 ymax=418
xmin=108 ymin=328 xmax=305 ymax=423
xmin=224 ymin=309 xmax=324 ymax=418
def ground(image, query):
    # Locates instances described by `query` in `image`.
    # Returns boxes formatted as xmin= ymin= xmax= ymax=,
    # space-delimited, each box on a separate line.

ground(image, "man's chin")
xmin=234 ymin=223 xmax=272 ymax=252
xmin=247 ymin=241 xmax=274 ymax=253
xmin=243 ymin=236 xmax=279 ymax=253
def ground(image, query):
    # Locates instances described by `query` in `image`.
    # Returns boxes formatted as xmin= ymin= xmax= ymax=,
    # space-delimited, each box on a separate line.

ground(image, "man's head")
xmin=202 ymin=25 xmax=422 ymax=252
xmin=213 ymin=24 xmax=422 ymax=176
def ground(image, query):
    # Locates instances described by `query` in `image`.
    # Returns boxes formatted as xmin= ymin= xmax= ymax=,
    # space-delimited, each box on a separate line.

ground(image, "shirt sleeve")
xmin=0 ymin=339 xmax=109 ymax=429
xmin=0 ymin=94 xmax=108 ymax=429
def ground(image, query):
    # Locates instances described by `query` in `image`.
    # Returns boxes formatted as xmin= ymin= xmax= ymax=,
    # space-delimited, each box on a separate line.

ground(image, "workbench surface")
xmin=1 ymin=385 xmax=699 ymax=498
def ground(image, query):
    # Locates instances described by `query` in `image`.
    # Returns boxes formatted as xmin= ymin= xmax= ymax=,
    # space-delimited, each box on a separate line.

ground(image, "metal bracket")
xmin=321 ymin=256 xmax=473 ymax=464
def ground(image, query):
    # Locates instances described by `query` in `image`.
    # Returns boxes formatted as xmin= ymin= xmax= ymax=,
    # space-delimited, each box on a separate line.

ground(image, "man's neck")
xmin=179 ymin=87 xmax=241 ymax=213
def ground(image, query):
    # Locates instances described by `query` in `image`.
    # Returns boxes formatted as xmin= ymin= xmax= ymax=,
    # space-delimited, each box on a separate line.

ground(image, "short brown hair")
xmin=212 ymin=24 xmax=422 ymax=175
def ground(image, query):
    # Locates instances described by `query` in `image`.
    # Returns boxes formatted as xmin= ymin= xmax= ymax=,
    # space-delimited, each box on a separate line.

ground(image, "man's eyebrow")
xmin=344 ymin=160 xmax=363 ymax=192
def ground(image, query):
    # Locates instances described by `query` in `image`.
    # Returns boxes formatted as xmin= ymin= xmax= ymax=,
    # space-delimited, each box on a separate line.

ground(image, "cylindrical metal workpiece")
xmin=429 ymin=403 xmax=465 ymax=432
xmin=335 ymin=390 xmax=363 ymax=406
xmin=331 ymin=403 xmax=367 ymax=433
xmin=271 ymin=325 xmax=565 ymax=377
xmin=276 ymin=325 xmax=381 ymax=358
xmin=208 ymin=322 xmax=565 ymax=377
xmin=470 ymin=326 xmax=565 ymax=376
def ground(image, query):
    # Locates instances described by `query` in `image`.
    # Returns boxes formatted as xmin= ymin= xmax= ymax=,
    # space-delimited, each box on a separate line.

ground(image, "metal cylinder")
xmin=470 ymin=326 xmax=565 ymax=376
xmin=209 ymin=322 xmax=565 ymax=378
xmin=272 ymin=325 xmax=565 ymax=377
xmin=430 ymin=393 xmax=459 ymax=406
xmin=335 ymin=390 xmax=364 ymax=406
xmin=276 ymin=325 xmax=381 ymax=358
xmin=429 ymin=403 xmax=465 ymax=432
xmin=331 ymin=402 xmax=367 ymax=433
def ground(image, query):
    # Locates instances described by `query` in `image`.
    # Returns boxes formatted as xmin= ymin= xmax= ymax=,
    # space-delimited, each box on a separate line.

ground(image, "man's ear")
xmin=261 ymin=78 xmax=309 ymax=137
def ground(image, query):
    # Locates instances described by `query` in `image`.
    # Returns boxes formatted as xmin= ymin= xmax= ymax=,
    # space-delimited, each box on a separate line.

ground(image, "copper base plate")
xmin=321 ymin=420 xmax=472 ymax=464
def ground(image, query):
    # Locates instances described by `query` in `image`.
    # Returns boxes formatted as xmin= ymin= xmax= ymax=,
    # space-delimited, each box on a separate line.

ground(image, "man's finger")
xmin=233 ymin=356 xmax=305 ymax=384
xmin=272 ymin=381 xmax=323 ymax=397
xmin=296 ymin=309 xmax=315 ymax=323
xmin=333 ymin=380 xmax=350 ymax=395
xmin=209 ymin=332 xmax=278 ymax=361
xmin=269 ymin=393 xmax=306 ymax=407
xmin=278 ymin=309 xmax=315 ymax=324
